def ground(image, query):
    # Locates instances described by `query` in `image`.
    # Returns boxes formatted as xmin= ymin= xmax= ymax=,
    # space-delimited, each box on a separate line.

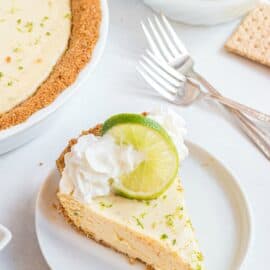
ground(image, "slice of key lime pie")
xmin=0 ymin=0 xmax=101 ymax=130
xmin=57 ymin=108 xmax=205 ymax=270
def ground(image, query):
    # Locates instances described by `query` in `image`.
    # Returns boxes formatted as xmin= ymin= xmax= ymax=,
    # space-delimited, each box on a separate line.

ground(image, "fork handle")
xmin=234 ymin=110 xmax=270 ymax=160
xmin=190 ymin=71 xmax=270 ymax=123
xmin=190 ymin=70 xmax=270 ymax=160
xmin=224 ymin=107 xmax=270 ymax=160
xmin=208 ymin=93 xmax=270 ymax=123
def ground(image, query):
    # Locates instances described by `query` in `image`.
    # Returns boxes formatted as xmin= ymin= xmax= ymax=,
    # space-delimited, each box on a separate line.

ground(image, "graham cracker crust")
xmin=0 ymin=0 xmax=102 ymax=131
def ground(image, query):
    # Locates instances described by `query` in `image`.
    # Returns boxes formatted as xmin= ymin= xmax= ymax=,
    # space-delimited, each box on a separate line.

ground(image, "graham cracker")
xmin=225 ymin=4 xmax=270 ymax=67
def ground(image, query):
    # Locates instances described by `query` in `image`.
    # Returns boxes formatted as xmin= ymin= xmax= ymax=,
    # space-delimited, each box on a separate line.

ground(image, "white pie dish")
xmin=0 ymin=0 xmax=109 ymax=155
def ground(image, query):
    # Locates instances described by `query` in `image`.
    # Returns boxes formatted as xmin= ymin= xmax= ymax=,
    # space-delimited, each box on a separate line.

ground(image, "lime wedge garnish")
xmin=102 ymin=113 xmax=179 ymax=200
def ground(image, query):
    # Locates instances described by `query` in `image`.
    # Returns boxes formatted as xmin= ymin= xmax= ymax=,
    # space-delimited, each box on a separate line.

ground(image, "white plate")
xmin=0 ymin=0 xmax=108 ymax=155
xmin=35 ymin=142 xmax=252 ymax=270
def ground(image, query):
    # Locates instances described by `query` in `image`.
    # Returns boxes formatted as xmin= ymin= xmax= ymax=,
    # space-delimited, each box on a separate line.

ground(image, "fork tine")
xmin=139 ymin=61 xmax=178 ymax=94
xmin=141 ymin=21 xmax=165 ymax=62
xmin=137 ymin=66 xmax=175 ymax=102
xmin=154 ymin=16 xmax=180 ymax=57
xmin=146 ymin=50 xmax=186 ymax=82
xmin=161 ymin=15 xmax=188 ymax=55
xmin=141 ymin=55 xmax=183 ymax=88
xmin=147 ymin=18 xmax=173 ymax=62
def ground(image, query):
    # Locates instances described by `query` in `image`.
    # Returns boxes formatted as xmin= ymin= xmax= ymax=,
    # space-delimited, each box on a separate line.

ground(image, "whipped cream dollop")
xmin=59 ymin=108 xmax=188 ymax=202
xmin=148 ymin=107 xmax=188 ymax=162
xmin=59 ymin=134 xmax=144 ymax=202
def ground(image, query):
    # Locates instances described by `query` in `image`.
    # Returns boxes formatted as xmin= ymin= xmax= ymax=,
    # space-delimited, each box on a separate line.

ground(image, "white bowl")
xmin=143 ymin=0 xmax=260 ymax=25
xmin=0 ymin=0 xmax=109 ymax=155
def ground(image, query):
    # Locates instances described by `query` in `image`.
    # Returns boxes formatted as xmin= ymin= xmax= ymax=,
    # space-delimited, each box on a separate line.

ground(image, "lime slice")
xmin=102 ymin=113 xmax=179 ymax=200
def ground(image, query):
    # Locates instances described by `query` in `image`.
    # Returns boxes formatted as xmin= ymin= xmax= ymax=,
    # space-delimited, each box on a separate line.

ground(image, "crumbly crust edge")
xmin=0 ymin=0 xmax=102 ymax=131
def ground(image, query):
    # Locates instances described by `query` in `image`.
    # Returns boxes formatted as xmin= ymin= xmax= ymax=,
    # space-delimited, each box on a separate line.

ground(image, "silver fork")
xmin=140 ymin=15 xmax=270 ymax=123
xmin=138 ymin=53 xmax=270 ymax=159
xmin=138 ymin=16 xmax=270 ymax=159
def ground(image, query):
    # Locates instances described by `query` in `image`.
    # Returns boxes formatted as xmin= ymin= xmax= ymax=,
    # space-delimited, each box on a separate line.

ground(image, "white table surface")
xmin=0 ymin=1 xmax=269 ymax=269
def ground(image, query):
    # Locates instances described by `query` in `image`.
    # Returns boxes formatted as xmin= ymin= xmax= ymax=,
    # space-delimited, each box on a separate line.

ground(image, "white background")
xmin=0 ymin=0 xmax=269 ymax=269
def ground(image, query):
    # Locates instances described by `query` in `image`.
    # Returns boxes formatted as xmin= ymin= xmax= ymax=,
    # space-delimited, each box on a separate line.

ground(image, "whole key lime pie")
xmin=0 ymin=0 xmax=101 ymax=130
xmin=57 ymin=108 xmax=205 ymax=270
